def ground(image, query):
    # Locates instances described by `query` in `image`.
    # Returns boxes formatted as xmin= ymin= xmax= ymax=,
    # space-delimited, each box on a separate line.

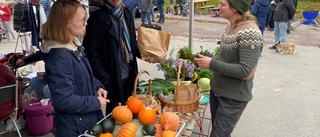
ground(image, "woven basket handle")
xmin=174 ymin=60 xmax=186 ymax=104
xmin=133 ymin=70 xmax=152 ymax=97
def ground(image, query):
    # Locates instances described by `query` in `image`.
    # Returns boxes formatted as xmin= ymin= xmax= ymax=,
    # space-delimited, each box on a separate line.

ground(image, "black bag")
xmin=140 ymin=24 xmax=162 ymax=30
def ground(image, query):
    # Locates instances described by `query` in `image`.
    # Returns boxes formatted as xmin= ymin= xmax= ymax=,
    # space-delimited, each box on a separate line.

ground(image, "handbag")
xmin=137 ymin=26 xmax=171 ymax=63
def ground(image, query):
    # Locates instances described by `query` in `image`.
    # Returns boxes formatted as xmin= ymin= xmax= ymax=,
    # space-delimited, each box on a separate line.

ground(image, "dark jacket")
xmin=83 ymin=6 xmax=140 ymax=114
xmin=22 ymin=51 xmax=42 ymax=65
xmin=273 ymin=0 xmax=295 ymax=22
xmin=251 ymin=0 xmax=271 ymax=31
xmin=41 ymin=39 xmax=103 ymax=137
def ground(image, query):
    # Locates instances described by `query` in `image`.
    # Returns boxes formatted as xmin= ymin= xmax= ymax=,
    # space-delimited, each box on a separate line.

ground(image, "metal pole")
xmin=188 ymin=0 xmax=194 ymax=52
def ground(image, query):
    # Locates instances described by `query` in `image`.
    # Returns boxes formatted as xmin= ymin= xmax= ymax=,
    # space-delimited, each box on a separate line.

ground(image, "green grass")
xmin=164 ymin=0 xmax=320 ymax=21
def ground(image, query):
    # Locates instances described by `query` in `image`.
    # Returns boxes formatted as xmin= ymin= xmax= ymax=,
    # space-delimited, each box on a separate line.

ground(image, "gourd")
xmin=159 ymin=112 xmax=180 ymax=131
xmin=143 ymin=124 xmax=157 ymax=136
xmin=99 ymin=132 xmax=113 ymax=137
xmin=116 ymin=122 xmax=137 ymax=137
xmin=138 ymin=107 xmax=158 ymax=125
xmin=112 ymin=106 xmax=133 ymax=124
xmin=154 ymin=124 xmax=163 ymax=137
xmin=100 ymin=119 xmax=115 ymax=133
xmin=131 ymin=119 xmax=144 ymax=137
xmin=127 ymin=97 xmax=144 ymax=114
xmin=162 ymin=130 xmax=176 ymax=137
xmin=88 ymin=124 xmax=102 ymax=137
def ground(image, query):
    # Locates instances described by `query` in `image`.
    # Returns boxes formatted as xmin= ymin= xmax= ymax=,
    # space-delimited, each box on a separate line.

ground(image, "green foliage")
xmin=137 ymin=78 xmax=175 ymax=96
xmin=177 ymin=46 xmax=194 ymax=61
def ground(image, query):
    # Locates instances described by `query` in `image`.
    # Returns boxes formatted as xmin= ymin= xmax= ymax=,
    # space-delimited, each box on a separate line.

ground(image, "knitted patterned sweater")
xmin=210 ymin=20 xmax=263 ymax=102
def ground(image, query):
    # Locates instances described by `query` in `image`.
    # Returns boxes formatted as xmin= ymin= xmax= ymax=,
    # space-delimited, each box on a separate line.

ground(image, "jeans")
xmin=141 ymin=11 xmax=151 ymax=25
xmin=29 ymin=77 xmax=51 ymax=99
xmin=157 ymin=5 xmax=165 ymax=22
xmin=274 ymin=21 xmax=288 ymax=43
xmin=150 ymin=4 xmax=155 ymax=20
xmin=129 ymin=7 xmax=137 ymax=20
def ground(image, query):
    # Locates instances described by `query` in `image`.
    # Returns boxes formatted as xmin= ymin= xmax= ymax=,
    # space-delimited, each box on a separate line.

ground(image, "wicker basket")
xmin=158 ymin=61 xmax=201 ymax=113
xmin=129 ymin=70 xmax=161 ymax=110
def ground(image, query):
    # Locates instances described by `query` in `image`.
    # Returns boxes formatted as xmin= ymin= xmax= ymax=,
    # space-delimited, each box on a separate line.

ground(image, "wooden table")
xmin=190 ymin=0 xmax=215 ymax=15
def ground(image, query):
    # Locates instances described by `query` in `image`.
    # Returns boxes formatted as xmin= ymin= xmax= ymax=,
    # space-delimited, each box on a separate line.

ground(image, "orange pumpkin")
xmin=162 ymin=130 xmax=176 ymax=137
xmin=100 ymin=132 xmax=113 ymax=137
xmin=112 ymin=106 xmax=133 ymax=124
xmin=160 ymin=112 xmax=180 ymax=131
xmin=154 ymin=124 xmax=164 ymax=137
xmin=138 ymin=107 xmax=158 ymax=125
xmin=127 ymin=97 xmax=144 ymax=114
xmin=117 ymin=122 xmax=137 ymax=137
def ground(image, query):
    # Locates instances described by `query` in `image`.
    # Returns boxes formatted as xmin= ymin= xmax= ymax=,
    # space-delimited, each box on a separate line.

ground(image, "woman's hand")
xmin=194 ymin=55 xmax=212 ymax=68
xmin=97 ymin=88 xmax=107 ymax=99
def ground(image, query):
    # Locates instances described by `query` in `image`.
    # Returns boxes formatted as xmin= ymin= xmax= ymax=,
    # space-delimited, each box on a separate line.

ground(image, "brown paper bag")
xmin=176 ymin=84 xmax=198 ymax=102
xmin=137 ymin=26 xmax=171 ymax=63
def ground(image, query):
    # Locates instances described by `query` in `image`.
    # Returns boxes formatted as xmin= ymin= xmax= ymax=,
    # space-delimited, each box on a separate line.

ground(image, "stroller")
xmin=0 ymin=19 xmax=7 ymax=42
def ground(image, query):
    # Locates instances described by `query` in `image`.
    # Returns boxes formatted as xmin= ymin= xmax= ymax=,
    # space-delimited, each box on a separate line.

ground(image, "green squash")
xmin=100 ymin=119 xmax=115 ymax=133
xmin=143 ymin=124 xmax=157 ymax=136
xmin=88 ymin=124 xmax=102 ymax=137
xmin=112 ymin=124 xmax=122 ymax=137
xmin=131 ymin=119 xmax=144 ymax=137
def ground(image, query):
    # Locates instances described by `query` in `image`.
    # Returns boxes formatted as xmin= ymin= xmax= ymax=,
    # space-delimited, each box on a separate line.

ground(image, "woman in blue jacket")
xmin=251 ymin=0 xmax=271 ymax=35
xmin=40 ymin=0 xmax=110 ymax=136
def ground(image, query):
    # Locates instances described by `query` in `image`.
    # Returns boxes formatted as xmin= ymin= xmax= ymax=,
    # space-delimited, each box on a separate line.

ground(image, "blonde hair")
xmin=41 ymin=0 xmax=81 ymax=44
xmin=233 ymin=11 xmax=257 ymax=27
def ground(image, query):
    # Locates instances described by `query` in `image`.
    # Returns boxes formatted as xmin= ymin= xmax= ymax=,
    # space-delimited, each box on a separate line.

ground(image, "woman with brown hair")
xmin=40 ymin=0 xmax=110 ymax=136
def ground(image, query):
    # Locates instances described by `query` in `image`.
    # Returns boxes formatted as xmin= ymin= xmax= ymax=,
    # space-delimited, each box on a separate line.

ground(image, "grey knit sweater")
xmin=210 ymin=20 xmax=263 ymax=102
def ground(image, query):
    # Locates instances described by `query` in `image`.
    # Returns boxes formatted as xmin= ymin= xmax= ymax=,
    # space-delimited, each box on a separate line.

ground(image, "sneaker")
xmin=158 ymin=21 xmax=164 ymax=24
xmin=11 ymin=39 xmax=16 ymax=43
xmin=269 ymin=45 xmax=277 ymax=49
xmin=152 ymin=20 xmax=155 ymax=22
xmin=269 ymin=28 xmax=274 ymax=31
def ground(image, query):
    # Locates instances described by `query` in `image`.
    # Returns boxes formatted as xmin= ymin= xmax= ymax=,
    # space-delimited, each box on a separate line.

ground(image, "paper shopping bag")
xmin=137 ymin=26 xmax=171 ymax=63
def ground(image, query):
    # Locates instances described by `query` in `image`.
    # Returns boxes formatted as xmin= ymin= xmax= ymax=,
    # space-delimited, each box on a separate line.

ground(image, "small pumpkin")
xmin=112 ymin=106 xmax=133 ymax=124
xmin=162 ymin=130 xmax=176 ymax=137
xmin=100 ymin=132 xmax=113 ymax=137
xmin=138 ymin=107 xmax=158 ymax=125
xmin=154 ymin=124 xmax=163 ymax=137
xmin=160 ymin=112 xmax=180 ymax=131
xmin=143 ymin=124 xmax=157 ymax=135
xmin=127 ymin=97 xmax=144 ymax=114
xmin=116 ymin=122 xmax=137 ymax=137
xmin=88 ymin=124 xmax=102 ymax=137
xmin=100 ymin=119 xmax=115 ymax=133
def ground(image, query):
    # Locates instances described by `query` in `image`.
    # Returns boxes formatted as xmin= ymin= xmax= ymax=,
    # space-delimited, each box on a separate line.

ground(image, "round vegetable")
xmin=100 ymin=119 xmax=115 ymax=133
xmin=88 ymin=124 xmax=102 ymax=137
xmin=143 ymin=124 xmax=157 ymax=135
xmin=197 ymin=78 xmax=211 ymax=91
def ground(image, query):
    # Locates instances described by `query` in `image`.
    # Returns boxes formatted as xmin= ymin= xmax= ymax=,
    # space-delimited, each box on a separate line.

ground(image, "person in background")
xmin=194 ymin=0 xmax=263 ymax=135
xmin=83 ymin=0 xmax=142 ymax=115
xmin=40 ymin=0 xmax=110 ymax=136
xmin=269 ymin=0 xmax=295 ymax=49
xmin=268 ymin=0 xmax=276 ymax=31
xmin=140 ymin=0 xmax=152 ymax=25
xmin=123 ymin=0 xmax=140 ymax=20
xmin=155 ymin=0 xmax=164 ymax=23
xmin=0 ymin=63 xmax=23 ymax=122
xmin=251 ymin=0 xmax=271 ymax=35
xmin=15 ymin=51 xmax=51 ymax=99
xmin=287 ymin=0 xmax=297 ymax=34
xmin=174 ymin=0 xmax=183 ymax=15
xmin=150 ymin=0 xmax=156 ymax=22
xmin=0 ymin=0 xmax=16 ymax=43
xmin=40 ymin=0 xmax=51 ymax=18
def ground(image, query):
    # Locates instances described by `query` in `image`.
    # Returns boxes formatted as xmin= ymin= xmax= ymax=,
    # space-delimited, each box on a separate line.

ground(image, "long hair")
xmin=41 ymin=0 xmax=81 ymax=44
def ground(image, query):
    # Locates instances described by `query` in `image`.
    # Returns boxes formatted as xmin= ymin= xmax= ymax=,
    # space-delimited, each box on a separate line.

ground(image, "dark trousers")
xmin=105 ymin=78 xmax=131 ymax=115
xmin=269 ymin=11 xmax=274 ymax=29
xmin=174 ymin=5 xmax=183 ymax=14
xmin=209 ymin=91 xmax=248 ymax=137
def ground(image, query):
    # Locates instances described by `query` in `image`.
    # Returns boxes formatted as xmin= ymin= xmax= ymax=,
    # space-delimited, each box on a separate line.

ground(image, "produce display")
xmin=82 ymin=97 xmax=185 ymax=137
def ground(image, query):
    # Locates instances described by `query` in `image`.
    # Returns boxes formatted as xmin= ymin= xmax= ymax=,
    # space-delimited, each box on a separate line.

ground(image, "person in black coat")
xmin=83 ymin=0 xmax=149 ymax=114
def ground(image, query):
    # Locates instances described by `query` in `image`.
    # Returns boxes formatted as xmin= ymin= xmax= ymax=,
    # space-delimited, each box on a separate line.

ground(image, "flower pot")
xmin=302 ymin=11 xmax=319 ymax=26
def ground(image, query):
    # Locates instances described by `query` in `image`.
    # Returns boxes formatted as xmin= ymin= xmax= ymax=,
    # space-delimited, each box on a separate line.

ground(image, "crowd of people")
xmin=1 ymin=0 xmax=298 ymax=136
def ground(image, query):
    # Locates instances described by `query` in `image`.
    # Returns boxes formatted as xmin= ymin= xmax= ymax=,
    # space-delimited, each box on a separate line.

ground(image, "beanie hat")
xmin=229 ymin=0 xmax=250 ymax=14
xmin=0 ymin=0 xmax=5 ymax=4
